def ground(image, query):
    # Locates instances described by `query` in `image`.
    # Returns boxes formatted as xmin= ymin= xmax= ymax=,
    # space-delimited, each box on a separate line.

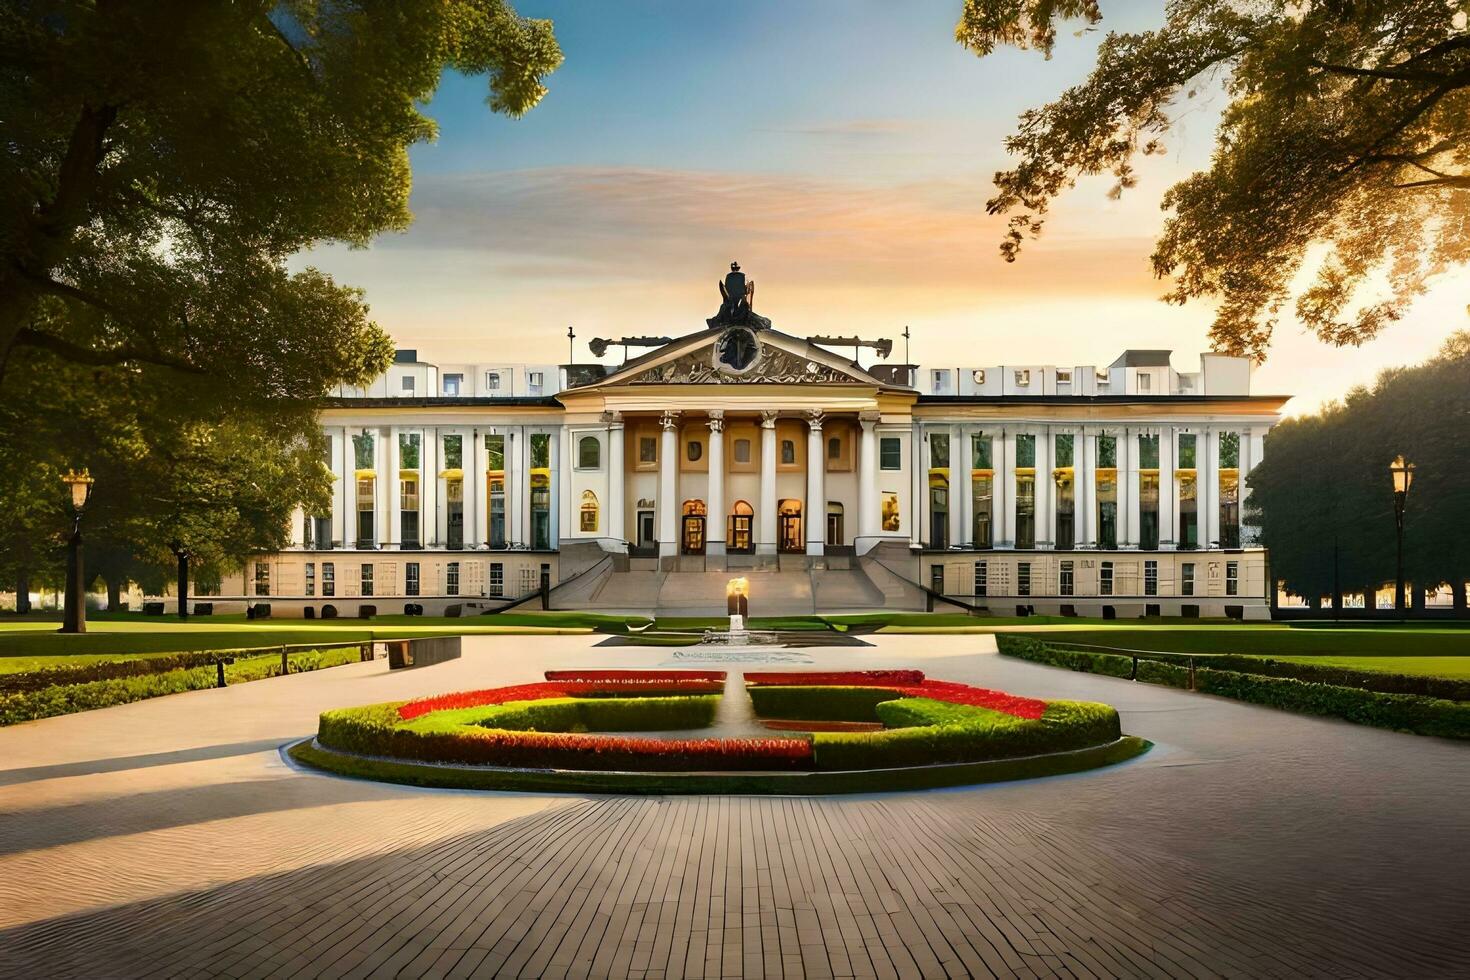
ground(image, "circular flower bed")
xmin=291 ymin=669 xmax=1149 ymax=794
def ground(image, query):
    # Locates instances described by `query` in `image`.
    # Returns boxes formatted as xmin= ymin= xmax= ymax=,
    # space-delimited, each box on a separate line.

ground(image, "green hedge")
xmin=406 ymin=694 xmax=718 ymax=734
xmin=810 ymin=699 xmax=1122 ymax=771
xmin=994 ymin=636 xmax=1135 ymax=678
xmin=0 ymin=646 xmax=363 ymax=726
xmin=1194 ymin=669 xmax=1470 ymax=739
xmin=1135 ymin=659 xmax=1191 ymax=688
xmin=745 ymin=685 xmax=902 ymax=721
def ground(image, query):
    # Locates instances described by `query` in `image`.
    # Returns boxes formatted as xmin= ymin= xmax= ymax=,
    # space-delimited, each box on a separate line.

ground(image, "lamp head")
xmin=61 ymin=468 xmax=95 ymax=511
xmin=1389 ymin=455 xmax=1415 ymax=495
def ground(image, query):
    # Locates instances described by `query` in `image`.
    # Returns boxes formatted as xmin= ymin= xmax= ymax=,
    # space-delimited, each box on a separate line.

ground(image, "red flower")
xmin=743 ymin=670 xmax=926 ymax=686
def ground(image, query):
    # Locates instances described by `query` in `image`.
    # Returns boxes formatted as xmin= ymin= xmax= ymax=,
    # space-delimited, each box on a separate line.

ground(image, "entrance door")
xmin=681 ymin=500 xmax=707 ymax=554
xmin=636 ymin=510 xmax=655 ymax=551
xmin=778 ymin=499 xmax=803 ymax=553
xmin=826 ymin=503 xmax=844 ymax=547
xmin=728 ymin=500 xmax=754 ymax=553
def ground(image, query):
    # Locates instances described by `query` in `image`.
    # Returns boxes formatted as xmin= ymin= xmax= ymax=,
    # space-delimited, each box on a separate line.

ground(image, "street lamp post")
xmin=1389 ymin=455 xmax=1414 ymax=621
xmin=60 ymin=469 xmax=95 ymax=634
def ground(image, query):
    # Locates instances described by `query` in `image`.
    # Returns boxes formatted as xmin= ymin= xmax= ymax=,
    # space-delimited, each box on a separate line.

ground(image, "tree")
xmin=958 ymin=0 xmax=1470 ymax=358
xmin=0 ymin=0 xmax=560 ymax=384
xmin=1246 ymin=333 xmax=1470 ymax=611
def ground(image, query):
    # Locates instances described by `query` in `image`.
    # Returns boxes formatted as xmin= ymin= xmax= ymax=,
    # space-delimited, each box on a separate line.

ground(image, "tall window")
xmin=1144 ymin=560 xmax=1158 ymax=596
xmin=1059 ymin=560 xmax=1074 ymax=596
xmin=254 ymin=562 xmax=270 ymax=596
xmin=1220 ymin=432 xmax=1241 ymax=548
xmin=578 ymin=435 xmax=601 ymax=469
xmin=971 ymin=433 xmax=992 ymax=548
xmin=1016 ymin=433 xmax=1035 ymax=468
xmin=1017 ymin=562 xmax=1031 ymax=597
xmin=973 ymin=561 xmax=987 ymax=596
xmin=733 ymin=438 xmax=751 ymax=463
xmin=405 ymin=562 xmax=420 ymax=597
xmin=1015 ymin=472 xmax=1035 ymax=549
xmin=353 ymin=432 xmax=374 ymax=470
xmin=442 ymin=434 xmax=463 ymax=469
xmin=928 ymin=433 xmax=950 ymax=550
xmin=1055 ymin=433 xmax=1075 ymax=550
xmin=880 ymin=437 xmax=902 ymax=470
xmin=1100 ymin=561 xmax=1114 ymax=596
xmin=1139 ymin=434 xmax=1160 ymax=551
xmin=446 ymin=561 xmax=460 ymax=596
xmin=305 ymin=562 xmax=315 ymax=597
xmin=639 ymin=436 xmax=657 ymax=464
xmin=443 ymin=373 xmax=462 ymax=395
xmin=446 ymin=478 xmax=464 ymax=549
xmin=930 ymin=432 xmax=949 ymax=468
xmin=355 ymin=477 xmax=375 ymax=549
xmin=780 ymin=439 xmax=796 ymax=464
xmin=1226 ymin=560 xmax=1240 ymax=596
xmin=1182 ymin=562 xmax=1195 ymax=596
xmin=400 ymin=475 xmax=420 ymax=548
xmin=1097 ymin=434 xmax=1118 ymax=550
xmin=828 ymin=435 xmax=841 ymax=460
xmin=580 ymin=490 xmax=599 ymax=532
xmin=530 ymin=433 xmax=551 ymax=550
xmin=489 ymin=562 xmax=504 ymax=597
xmin=360 ymin=563 xmax=374 ymax=597
xmin=1178 ymin=432 xmax=1197 ymax=469
xmin=322 ymin=562 xmax=335 ymax=597
xmin=487 ymin=434 xmax=506 ymax=549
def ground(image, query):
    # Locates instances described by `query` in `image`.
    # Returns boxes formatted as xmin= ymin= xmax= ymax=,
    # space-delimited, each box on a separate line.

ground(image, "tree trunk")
xmin=1411 ymin=585 xmax=1427 ymax=614
xmin=14 ymin=570 xmax=30 ymax=614
xmin=106 ymin=576 xmax=122 ymax=612
xmin=176 ymin=552 xmax=190 ymax=620
xmin=1307 ymin=594 xmax=1321 ymax=612
xmin=1453 ymin=582 xmax=1467 ymax=619
xmin=1330 ymin=588 xmax=1343 ymax=619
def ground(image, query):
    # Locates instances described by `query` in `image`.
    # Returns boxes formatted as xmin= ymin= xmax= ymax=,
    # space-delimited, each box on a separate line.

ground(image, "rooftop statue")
xmin=708 ymin=261 xmax=772 ymax=329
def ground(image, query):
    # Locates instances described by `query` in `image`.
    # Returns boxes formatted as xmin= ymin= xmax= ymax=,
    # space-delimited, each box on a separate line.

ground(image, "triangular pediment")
xmin=579 ymin=327 xmax=885 ymax=390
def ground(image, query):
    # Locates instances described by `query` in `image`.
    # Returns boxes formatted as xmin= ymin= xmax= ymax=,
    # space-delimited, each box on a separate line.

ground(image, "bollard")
xmin=1130 ymin=656 xmax=1138 ymax=681
xmin=281 ymin=646 xmax=289 ymax=676
xmin=216 ymin=661 xmax=226 ymax=688
xmin=1188 ymin=656 xmax=1197 ymax=691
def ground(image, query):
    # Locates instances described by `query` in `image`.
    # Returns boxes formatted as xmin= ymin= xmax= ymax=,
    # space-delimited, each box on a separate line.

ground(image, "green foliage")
xmin=401 ymin=695 xmax=719 ymax=735
xmin=995 ymin=635 xmax=1135 ymax=678
xmin=1135 ymin=659 xmax=1191 ymax=689
xmin=1246 ymin=337 xmax=1470 ymax=604
xmin=746 ymin=686 xmax=900 ymax=721
xmin=960 ymin=0 xmax=1470 ymax=356
xmin=810 ymin=698 xmax=1121 ymax=771
xmin=1194 ymin=669 xmax=1470 ymax=740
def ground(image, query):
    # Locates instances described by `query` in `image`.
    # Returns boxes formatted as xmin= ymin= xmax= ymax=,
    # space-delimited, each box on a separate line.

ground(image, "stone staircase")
xmin=556 ymin=561 xmax=906 ymax=616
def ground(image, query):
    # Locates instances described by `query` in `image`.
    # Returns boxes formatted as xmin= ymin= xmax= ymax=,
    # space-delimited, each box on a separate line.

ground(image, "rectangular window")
xmin=1056 ymin=369 xmax=1072 ymax=385
xmin=931 ymin=369 xmax=948 ymax=392
xmin=1016 ymin=434 xmax=1035 ymax=468
xmin=446 ymin=478 xmax=464 ymax=550
xmin=253 ymin=563 xmax=269 ymax=596
xmin=972 ymin=475 xmax=992 ymax=548
xmin=780 ymin=439 xmax=796 ymax=465
xmin=1097 ymin=475 xmax=1117 ymax=550
xmin=882 ymin=491 xmax=901 ymax=532
xmin=405 ymin=562 xmax=420 ymax=596
xmin=1014 ymin=368 xmax=1031 ymax=386
xmin=1182 ymin=563 xmax=1195 ymax=597
xmin=489 ymin=562 xmax=504 ymax=597
xmin=639 ymin=436 xmax=657 ymax=464
xmin=528 ymin=371 xmax=544 ymax=390
xmin=531 ymin=433 xmax=552 ymax=550
xmin=446 ymin=561 xmax=460 ymax=596
xmin=973 ymin=561 xmax=987 ymax=597
xmin=1054 ymin=433 xmax=1074 ymax=468
xmin=1100 ymin=561 xmax=1114 ymax=596
xmin=360 ymin=564 xmax=373 ymax=597
xmin=1055 ymin=470 xmax=1075 ymax=550
xmin=1178 ymin=433 xmax=1197 ymax=470
xmin=485 ymin=371 xmax=501 ymax=390
xmin=322 ymin=562 xmax=335 ymax=597
xmin=1015 ymin=473 xmax=1035 ymax=549
xmin=356 ymin=477 xmax=375 ymax=549
xmin=1179 ymin=474 xmax=1198 ymax=549
xmin=400 ymin=476 xmax=420 ymax=548
xmin=353 ymin=432 xmax=374 ymax=469
xmin=1060 ymin=561 xmax=1074 ymax=596
xmin=443 ymin=373 xmax=462 ymax=396
xmin=530 ymin=432 xmax=550 ymax=469
xmin=1140 ymin=472 xmax=1160 ymax=551
xmin=1098 ymin=434 xmax=1117 ymax=469
xmin=1144 ymin=560 xmax=1158 ymax=596
xmin=879 ymin=437 xmax=902 ymax=470
xmin=1220 ymin=471 xmax=1240 ymax=549
xmin=304 ymin=562 xmax=315 ymax=597
xmin=1138 ymin=433 xmax=1159 ymax=470
xmin=971 ymin=433 xmax=991 ymax=469
xmin=1138 ymin=372 xmax=1152 ymax=392
xmin=929 ymin=432 xmax=949 ymax=468
xmin=1226 ymin=561 xmax=1239 ymax=596
xmin=827 ymin=435 xmax=841 ymax=459
xmin=442 ymin=434 xmax=463 ymax=469
xmin=1017 ymin=562 xmax=1031 ymax=597
xmin=489 ymin=477 xmax=506 ymax=550
xmin=487 ymin=434 xmax=505 ymax=472
xmin=733 ymin=438 xmax=751 ymax=463
xmin=399 ymin=432 xmax=420 ymax=470
xmin=401 ymin=375 xmax=415 ymax=393
xmin=1220 ymin=431 xmax=1240 ymax=468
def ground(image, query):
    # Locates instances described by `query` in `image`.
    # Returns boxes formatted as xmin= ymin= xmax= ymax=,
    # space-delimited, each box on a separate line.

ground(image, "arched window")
xmin=728 ymin=500 xmax=754 ymax=554
xmin=682 ymin=499 xmax=707 ymax=516
xmin=828 ymin=436 xmax=841 ymax=459
xmin=578 ymin=435 xmax=601 ymax=469
xmin=580 ymin=490 xmax=599 ymax=532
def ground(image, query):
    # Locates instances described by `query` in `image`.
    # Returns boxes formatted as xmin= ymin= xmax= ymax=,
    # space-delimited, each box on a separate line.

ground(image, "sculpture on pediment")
xmin=708 ymin=261 xmax=772 ymax=330
xmin=632 ymin=343 xmax=853 ymax=385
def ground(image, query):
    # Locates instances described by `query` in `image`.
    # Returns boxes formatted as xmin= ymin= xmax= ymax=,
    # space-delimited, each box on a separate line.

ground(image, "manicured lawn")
xmin=1270 ymin=656 xmax=1470 ymax=679
xmin=1012 ymin=623 xmax=1470 ymax=657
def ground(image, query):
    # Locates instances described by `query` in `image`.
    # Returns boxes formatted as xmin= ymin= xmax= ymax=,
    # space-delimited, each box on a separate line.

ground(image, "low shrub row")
xmin=0 ymin=646 xmax=363 ymax=726
xmin=544 ymin=669 xmax=726 ymax=684
xmin=746 ymin=685 xmax=901 ymax=722
xmin=407 ymin=694 xmax=719 ymax=734
xmin=318 ymin=696 xmax=813 ymax=771
xmin=997 ymin=635 xmax=1470 ymax=739
xmin=743 ymin=670 xmax=924 ymax=686
xmin=810 ymin=699 xmax=1121 ymax=771
xmin=743 ymin=672 xmax=1048 ymax=720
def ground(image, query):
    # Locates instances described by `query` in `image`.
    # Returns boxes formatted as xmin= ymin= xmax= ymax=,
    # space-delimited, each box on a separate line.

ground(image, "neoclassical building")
xmin=226 ymin=286 xmax=1287 ymax=619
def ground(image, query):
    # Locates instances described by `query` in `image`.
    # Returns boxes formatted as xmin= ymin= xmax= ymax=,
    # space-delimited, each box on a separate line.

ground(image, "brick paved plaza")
xmin=0 ymin=634 xmax=1463 ymax=979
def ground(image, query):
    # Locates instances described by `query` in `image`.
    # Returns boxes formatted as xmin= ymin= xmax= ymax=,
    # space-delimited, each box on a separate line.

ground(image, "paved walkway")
xmin=0 ymin=635 xmax=1464 ymax=978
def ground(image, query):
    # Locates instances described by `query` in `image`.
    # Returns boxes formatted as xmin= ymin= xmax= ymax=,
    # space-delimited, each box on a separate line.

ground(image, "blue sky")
xmin=298 ymin=0 xmax=1463 ymax=411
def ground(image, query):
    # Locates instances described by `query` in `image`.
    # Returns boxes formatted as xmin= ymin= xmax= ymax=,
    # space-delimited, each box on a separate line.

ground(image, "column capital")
xmin=659 ymin=410 xmax=680 ymax=431
xmin=859 ymin=410 xmax=881 ymax=426
xmin=805 ymin=409 xmax=825 ymax=431
xmin=759 ymin=409 xmax=779 ymax=429
xmin=707 ymin=410 xmax=725 ymax=433
xmin=601 ymin=410 xmax=623 ymax=429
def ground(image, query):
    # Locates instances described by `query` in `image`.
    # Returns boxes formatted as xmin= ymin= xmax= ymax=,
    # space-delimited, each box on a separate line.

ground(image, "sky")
xmin=296 ymin=0 xmax=1466 ymax=413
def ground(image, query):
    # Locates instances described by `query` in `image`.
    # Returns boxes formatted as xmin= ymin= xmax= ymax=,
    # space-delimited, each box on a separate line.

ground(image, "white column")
xmin=375 ymin=428 xmax=392 ymax=548
xmin=1243 ymin=427 xmax=1265 ymax=545
xmin=1160 ymin=426 xmax=1177 ymax=549
xmin=1078 ymin=429 xmax=1096 ymax=549
xmin=957 ymin=426 xmax=974 ymax=548
xmin=422 ymin=427 xmax=438 ymax=548
xmin=1035 ymin=428 xmax=1053 ymax=549
xmin=1203 ymin=428 xmax=1220 ymax=549
xmin=757 ymin=411 xmax=778 ymax=556
xmin=607 ymin=414 xmax=625 ymax=546
xmin=658 ymin=410 xmax=680 ymax=559
xmin=706 ymin=412 xmax=725 ymax=557
xmin=1122 ymin=429 xmax=1140 ymax=548
xmin=909 ymin=425 xmax=922 ymax=550
xmin=554 ymin=427 xmax=569 ymax=547
xmin=947 ymin=424 xmax=964 ymax=550
xmin=334 ymin=428 xmax=350 ymax=548
xmin=469 ymin=429 xmax=486 ymax=548
xmin=288 ymin=506 xmax=305 ymax=548
xmin=506 ymin=429 xmax=521 ymax=548
xmin=1000 ymin=429 xmax=1017 ymax=549
xmin=387 ymin=427 xmax=402 ymax=549
xmin=857 ymin=413 xmax=878 ymax=551
xmin=806 ymin=411 xmax=825 ymax=556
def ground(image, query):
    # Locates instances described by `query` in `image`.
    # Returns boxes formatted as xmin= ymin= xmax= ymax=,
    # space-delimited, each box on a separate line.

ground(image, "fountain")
xmin=700 ymin=576 xmax=781 ymax=646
